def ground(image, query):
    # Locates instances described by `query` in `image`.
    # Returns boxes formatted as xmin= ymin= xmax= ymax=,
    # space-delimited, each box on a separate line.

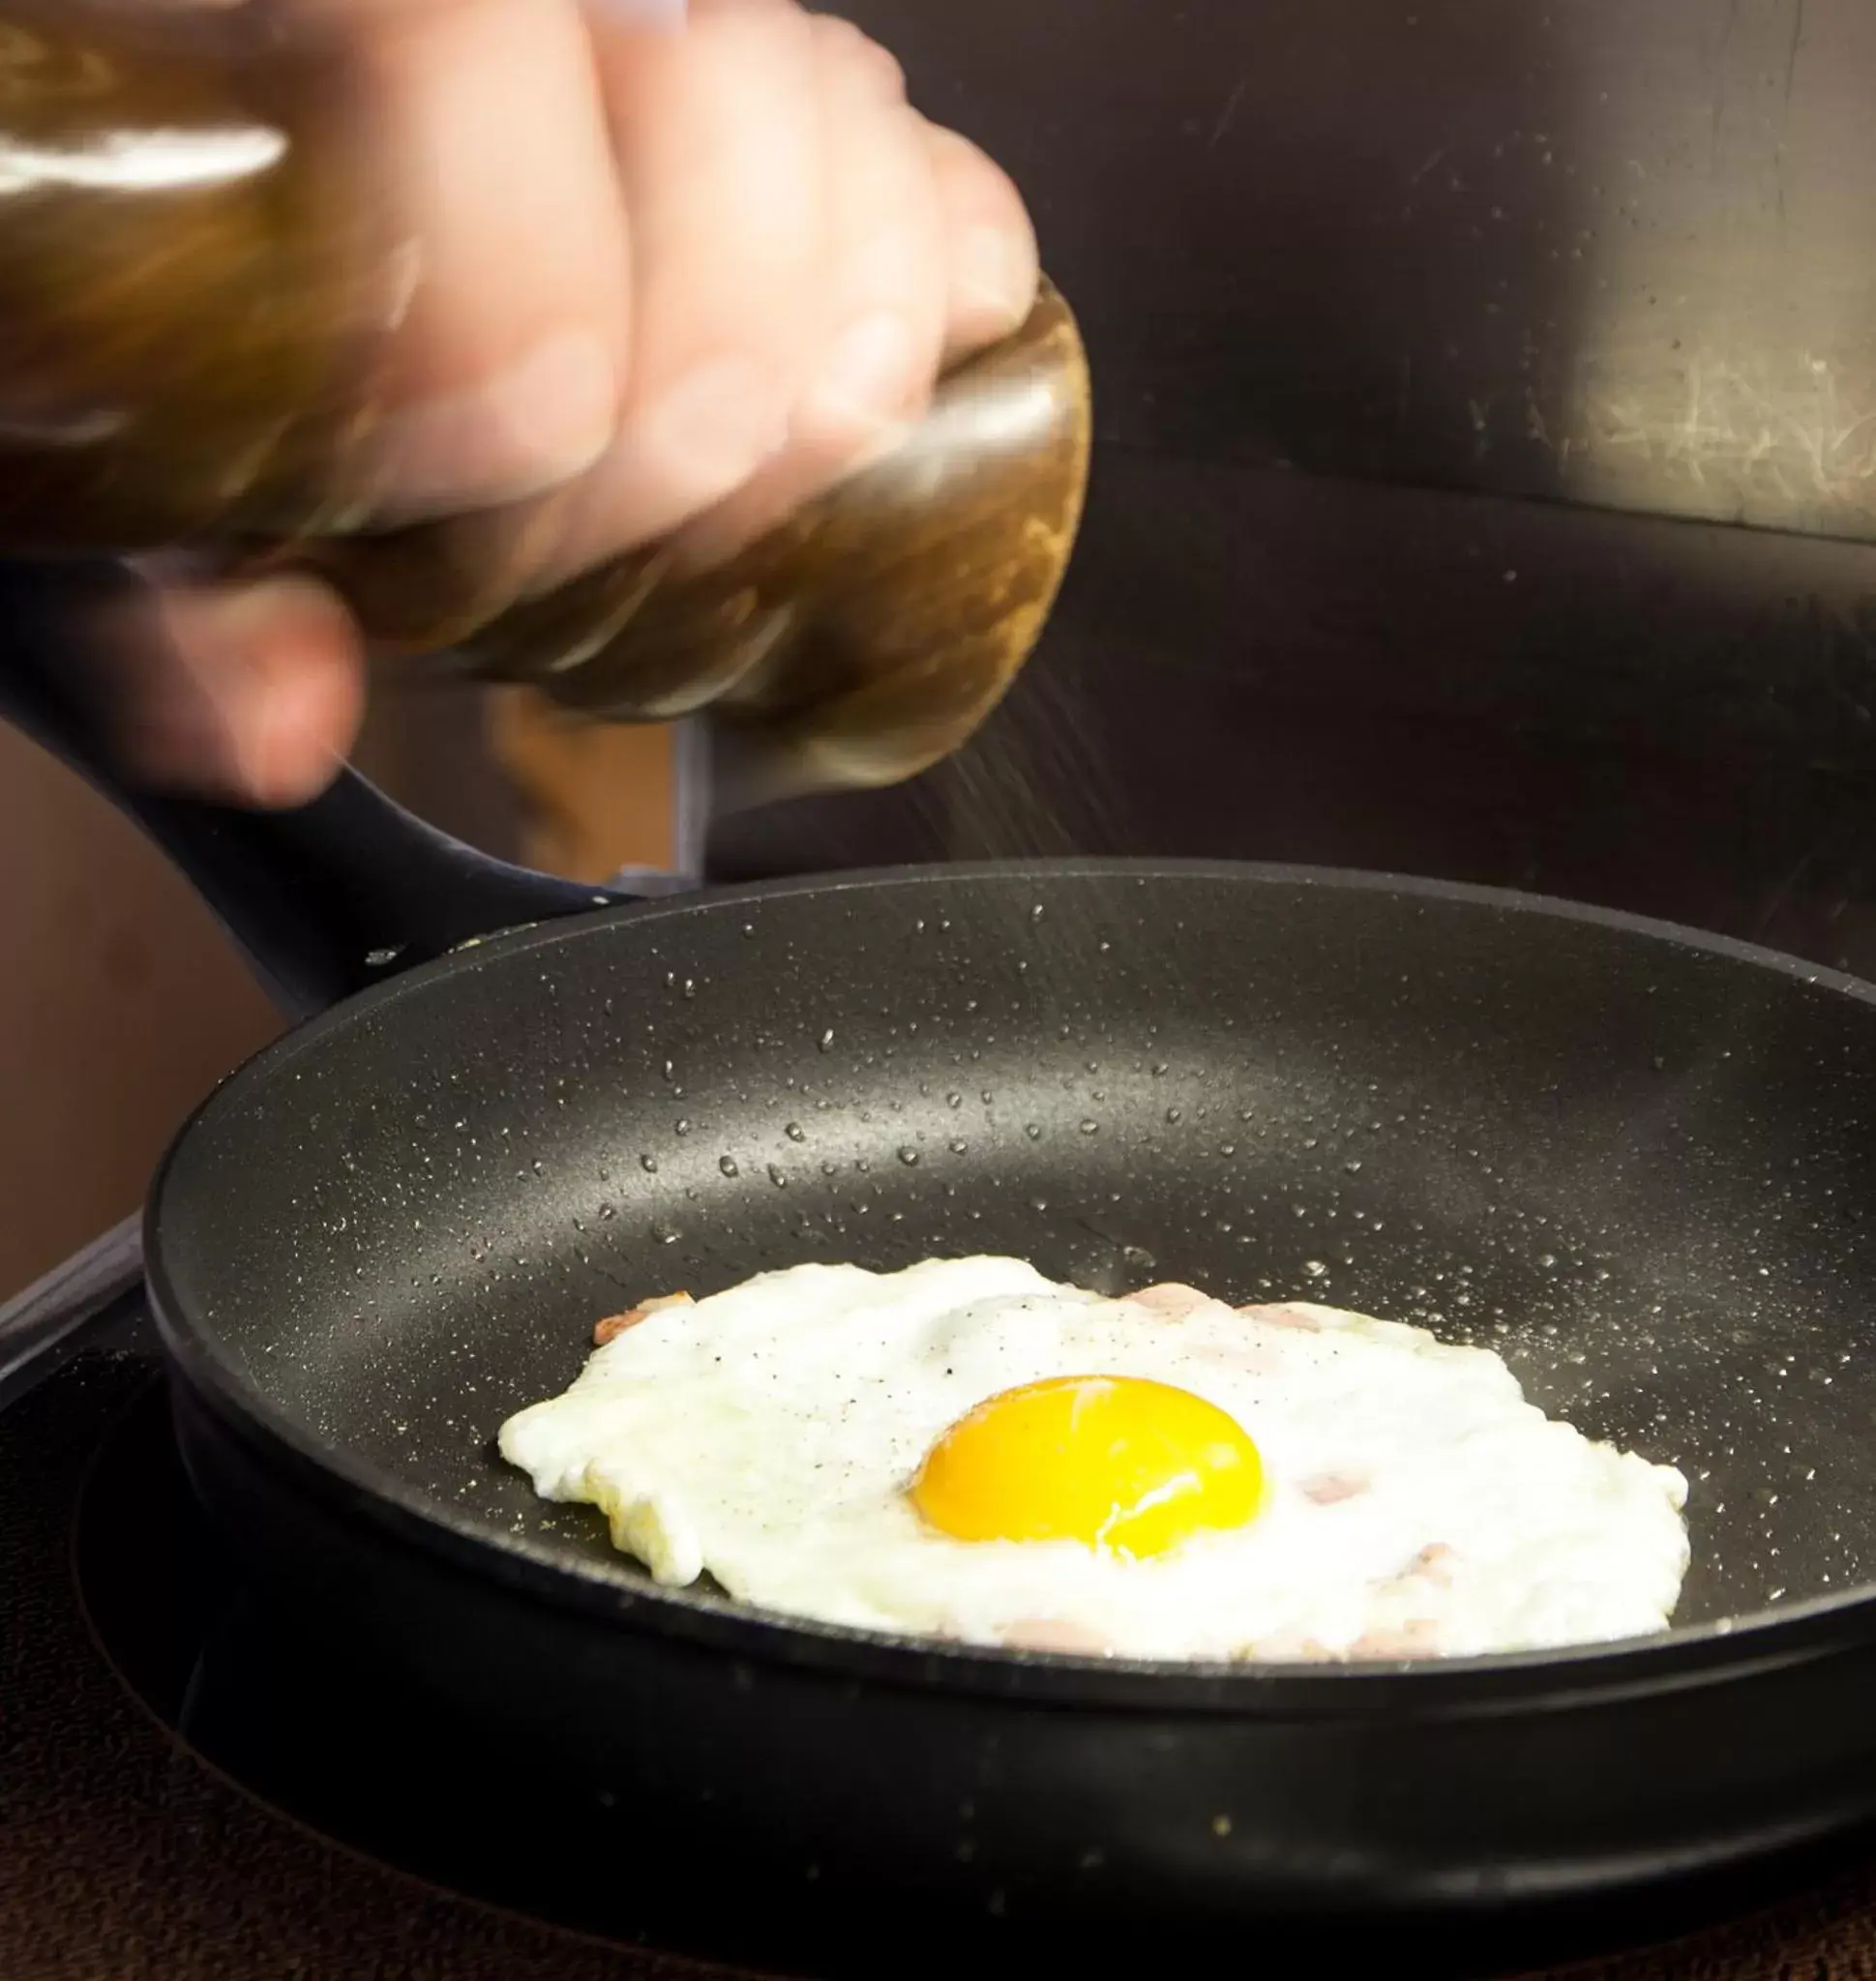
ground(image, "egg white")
xmin=497 ymin=1256 xmax=1690 ymax=1662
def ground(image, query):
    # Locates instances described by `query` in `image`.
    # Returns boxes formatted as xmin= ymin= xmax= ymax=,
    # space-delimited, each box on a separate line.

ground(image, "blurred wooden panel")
xmin=0 ymin=722 xmax=280 ymax=1302
xmin=0 ymin=679 xmax=540 ymax=1305
xmin=490 ymin=688 xmax=675 ymax=883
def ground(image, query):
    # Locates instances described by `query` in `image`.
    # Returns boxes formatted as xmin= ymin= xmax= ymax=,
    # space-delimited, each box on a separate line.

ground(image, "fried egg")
xmin=497 ymin=1257 xmax=1689 ymax=1661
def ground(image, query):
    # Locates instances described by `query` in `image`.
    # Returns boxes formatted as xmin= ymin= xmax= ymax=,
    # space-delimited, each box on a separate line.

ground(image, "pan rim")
xmin=146 ymin=856 xmax=1876 ymax=1710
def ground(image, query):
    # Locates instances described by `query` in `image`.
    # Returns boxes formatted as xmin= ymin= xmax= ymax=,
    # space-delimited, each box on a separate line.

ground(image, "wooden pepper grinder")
xmin=0 ymin=4 xmax=1091 ymax=800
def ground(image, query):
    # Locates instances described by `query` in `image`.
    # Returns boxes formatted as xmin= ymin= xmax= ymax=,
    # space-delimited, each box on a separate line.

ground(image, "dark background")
xmin=714 ymin=0 xmax=1876 ymax=978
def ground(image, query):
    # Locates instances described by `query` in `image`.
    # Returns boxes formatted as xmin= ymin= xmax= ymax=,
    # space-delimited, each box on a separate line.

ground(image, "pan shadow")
xmin=79 ymin=1383 xmax=1876 ymax=1981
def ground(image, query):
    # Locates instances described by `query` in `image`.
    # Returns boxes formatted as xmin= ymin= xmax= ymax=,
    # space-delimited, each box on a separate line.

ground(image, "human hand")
xmin=102 ymin=0 xmax=1037 ymax=806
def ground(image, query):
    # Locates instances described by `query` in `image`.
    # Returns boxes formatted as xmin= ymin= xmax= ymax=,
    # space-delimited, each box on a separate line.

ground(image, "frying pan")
xmin=12 ymin=577 xmax=1876 ymax=1937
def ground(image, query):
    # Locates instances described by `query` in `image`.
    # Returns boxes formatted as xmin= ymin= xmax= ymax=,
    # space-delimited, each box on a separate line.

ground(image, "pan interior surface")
xmin=152 ymin=866 xmax=1876 ymax=1645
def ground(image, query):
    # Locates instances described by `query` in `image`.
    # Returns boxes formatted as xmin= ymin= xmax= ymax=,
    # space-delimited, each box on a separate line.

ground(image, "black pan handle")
xmin=0 ymin=559 xmax=634 ymax=1020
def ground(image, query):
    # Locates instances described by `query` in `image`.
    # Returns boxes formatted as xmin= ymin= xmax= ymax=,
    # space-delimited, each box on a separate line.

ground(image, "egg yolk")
xmin=909 ymin=1375 xmax=1264 ymax=1558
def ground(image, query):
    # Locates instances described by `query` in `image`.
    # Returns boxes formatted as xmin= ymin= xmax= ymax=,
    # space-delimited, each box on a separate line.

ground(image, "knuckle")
xmin=810 ymin=15 xmax=906 ymax=98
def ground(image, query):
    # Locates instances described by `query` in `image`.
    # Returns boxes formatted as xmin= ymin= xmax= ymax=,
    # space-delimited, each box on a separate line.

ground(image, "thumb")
xmin=94 ymin=565 xmax=367 ymax=808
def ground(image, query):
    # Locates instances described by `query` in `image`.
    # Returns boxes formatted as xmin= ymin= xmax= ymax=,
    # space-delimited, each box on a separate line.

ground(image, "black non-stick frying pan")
xmin=12 ymin=571 xmax=1876 ymax=1937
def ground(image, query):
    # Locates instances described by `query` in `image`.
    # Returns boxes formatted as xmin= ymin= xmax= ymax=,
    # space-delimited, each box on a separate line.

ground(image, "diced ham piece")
xmin=1350 ymin=1618 xmax=1441 ymax=1659
xmin=1247 ymin=1631 xmax=1338 ymax=1663
xmin=593 ymin=1291 xmax=694 ymax=1345
xmin=1127 ymin=1283 xmax=1217 ymax=1320
xmin=999 ymin=1617 xmax=1114 ymax=1655
xmin=1405 ymin=1542 xmax=1457 ymax=1587
xmin=1236 ymin=1302 xmax=1325 ymax=1331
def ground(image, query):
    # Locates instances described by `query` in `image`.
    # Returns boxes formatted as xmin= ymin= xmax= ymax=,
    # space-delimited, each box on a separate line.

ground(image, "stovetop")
xmin=14 ymin=1230 xmax=1876 ymax=1980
